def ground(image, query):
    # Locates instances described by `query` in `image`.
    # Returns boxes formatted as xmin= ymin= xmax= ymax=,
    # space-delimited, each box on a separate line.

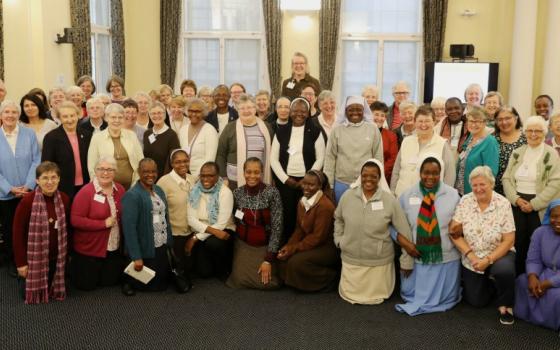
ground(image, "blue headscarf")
xmin=541 ymin=199 xmax=560 ymax=225
xmin=189 ymin=177 xmax=224 ymax=225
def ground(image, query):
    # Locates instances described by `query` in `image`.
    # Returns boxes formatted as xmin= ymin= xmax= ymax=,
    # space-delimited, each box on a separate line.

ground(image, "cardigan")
xmin=334 ymin=186 xmax=413 ymax=269
xmin=42 ymin=126 xmax=92 ymax=198
xmin=177 ymin=122 xmax=218 ymax=177
xmin=459 ymin=134 xmax=500 ymax=194
xmin=323 ymin=122 xmax=384 ymax=186
xmin=0 ymin=125 xmax=40 ymax=200
xmin=12 ymin=191 xmax=70 ymax=267
xmin=87 ymin=128 xmax=144 ymax=185
xmin=502 ymin=144 xmax=560 ymax=219
xmin=380 ymin=128 xmax=399 ymax=182
xmin=142 ymin=127 xmax=180 ymax=179
xmin=78 ymin=117 xmax=108 ymax=134
xmin=280 ymin=74 xmax=321 ymax=100
xmin=398 ymin=182 xmax=461 ymax=264
xmin=286 ymin=193 xmax=335 ymax=252
xmin=121 ymin=182 xmax=173 ymax=260
xmin=71 ymin=182 xmax=126 ymax=258
xmin=215 ymin=120 xmax=274 ymax=179
xmin=156 ymin=171 xmax=196 ymax=236
xmin=206 ymin=106 xmax=239 ymax=133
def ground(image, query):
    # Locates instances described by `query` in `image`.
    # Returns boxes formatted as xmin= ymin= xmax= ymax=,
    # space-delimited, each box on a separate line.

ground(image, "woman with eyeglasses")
xmin=502 ymin=116 xmax=560 ymax=275
xmin=455 ymin=106 xmax=499 ymax=196
xmin=88 ymin=103 xmax=144 ymax=190
xmin=493 ymin=106 xmax=526 ymax=196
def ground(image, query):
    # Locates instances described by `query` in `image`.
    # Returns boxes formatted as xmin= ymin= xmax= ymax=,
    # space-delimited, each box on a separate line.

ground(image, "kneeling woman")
xmin=514 ymin=199 xmax=560 ymax=331
xmin=122 ymin=158 xmax=173 ymax=294
xmin=70 ymin=156 xmax=126 ymax=291
xmin=227 ymin=158 xmax=284 ymax=289
xmin=334 ymin=159 xmax=415 ymax=304
xmin=395 ymin=157 xmax=462 ymax=315
xmin=277 ymin=170 xmax=339 ymax=291
xmin=13 ymin=161 xmax=70 ymax=304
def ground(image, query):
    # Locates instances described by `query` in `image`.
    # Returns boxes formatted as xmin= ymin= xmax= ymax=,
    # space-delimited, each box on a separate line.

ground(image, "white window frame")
xmin=176 ymin=0 xmax=269 ymax=94
xmin=333 ymin=2 xmax=424 ymax=104
xmin=90 ymin=3 xmax=113 ymax=87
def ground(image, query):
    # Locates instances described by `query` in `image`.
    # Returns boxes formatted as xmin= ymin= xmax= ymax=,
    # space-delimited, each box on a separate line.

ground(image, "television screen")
xmin=423 ymin=62 xmax=499 ymax=103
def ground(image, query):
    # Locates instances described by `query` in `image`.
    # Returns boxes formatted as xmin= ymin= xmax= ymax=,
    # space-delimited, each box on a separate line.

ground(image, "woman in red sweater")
xmin=13 ymin=161 xmax=70 ymax=304
xmin=370 ymin=101 xmax=399 ymax=182
xmin=70 ymin=155 xmax=126 ymax=291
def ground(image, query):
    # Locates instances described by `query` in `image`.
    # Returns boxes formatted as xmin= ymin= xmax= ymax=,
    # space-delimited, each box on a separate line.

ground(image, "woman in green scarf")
xmin=394 ymin=156 xmax=462 ymax=315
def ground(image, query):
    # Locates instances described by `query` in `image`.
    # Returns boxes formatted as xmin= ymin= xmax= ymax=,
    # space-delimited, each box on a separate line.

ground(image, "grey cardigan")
xmin=334 ymin=186 xmax=413 ymax=269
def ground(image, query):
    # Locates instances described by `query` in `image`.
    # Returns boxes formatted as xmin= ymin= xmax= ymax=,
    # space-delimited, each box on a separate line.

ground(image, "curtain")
xmin=423 ymin=0 xmax=448 ymax=62
xmin=160 ymin=0 xmax=181 ymax=86
xmin=69 ymin=0 xmax=92 ymax=81
xmin=111 ymin=0 xmax=125 ymax=78
xmin=262 ymin=0 xmax=282 ymax=100
xmin=319 ymin=0 xmax=341 ymax=91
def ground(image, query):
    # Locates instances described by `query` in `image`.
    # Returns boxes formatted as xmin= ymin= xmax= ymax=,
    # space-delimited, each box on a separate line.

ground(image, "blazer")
xmin=0 ymin=125 xmax=41 ymax=200
xmin=206 ymin=106 xmax=239 ymax=133
xmin=42 ymin=126 xmax=92 ymax=198
xmin=78 ymin=117 xmax=108 ymax=134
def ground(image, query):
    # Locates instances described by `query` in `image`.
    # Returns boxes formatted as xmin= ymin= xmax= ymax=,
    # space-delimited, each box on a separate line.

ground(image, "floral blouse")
xmin=452 ymin=191 xmax=515 ymax=273
xmin=494 ymin=132 xmax=527 ymax=195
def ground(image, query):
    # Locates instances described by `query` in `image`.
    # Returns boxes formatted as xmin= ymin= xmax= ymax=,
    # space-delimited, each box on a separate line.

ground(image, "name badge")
xmin=287 ymin=147 xmax=297 ymax=155
xmin=235 ymin=209 xmax=245 ymax=220
xmin=371 ymin=201 xmax=384 ymax=211
xmin=94 ymin=193 xmax=106 ymax=203
xmin=148 ymin=133 xmax=157 ymax=144
xmin=409 ymin=197 xmax=422 ymax=205
xmin=286 ymin=81 xmax=295 ymax=89
xmin=517 ymin=166 xmax=529 ymax=178
xmin=153 ymin=214 xmax=161 ymax=224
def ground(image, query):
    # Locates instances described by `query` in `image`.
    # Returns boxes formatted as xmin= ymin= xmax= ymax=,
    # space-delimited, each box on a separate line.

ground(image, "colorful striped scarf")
xmin=416 ymin=183 xmax=443 ymax=264
xmin=26 ymin=188 xmax=68 ymax=304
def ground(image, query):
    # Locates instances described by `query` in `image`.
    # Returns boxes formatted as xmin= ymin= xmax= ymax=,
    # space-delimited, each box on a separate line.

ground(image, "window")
xmin=180 ymin=0 xmax=268 ymax=94
xmin=336 ymin=0 xmax=422 ymax=104
xmin=90 ymin=0 xmax=112 ymax=88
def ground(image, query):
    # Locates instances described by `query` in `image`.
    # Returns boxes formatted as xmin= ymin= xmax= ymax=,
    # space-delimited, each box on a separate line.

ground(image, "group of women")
xmin=0 ymin=74 xmax=558 ymax=333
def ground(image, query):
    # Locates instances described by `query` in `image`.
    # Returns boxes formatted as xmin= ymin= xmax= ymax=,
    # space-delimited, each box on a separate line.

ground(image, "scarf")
xmin=235 ymin=119 xmax=272 ymax=186
xmin=439 ymin=117 xmax=468 ymax=151
xmin=26 ymin=188 xmax=68 ymax=304
xmin=189 ymin=177 xmax=224 ymax=225
xmin=416 ymin=182 xmax=443 ymax=264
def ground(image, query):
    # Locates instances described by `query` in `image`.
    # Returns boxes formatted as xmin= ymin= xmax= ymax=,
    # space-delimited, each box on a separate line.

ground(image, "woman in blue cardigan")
xmin=455 ymin=106 xmax=499 ymax=195
xmin=0 ymin=100 xmax=40 ymax=274
xmin=121 ymin=158 xmax=173 ymax=295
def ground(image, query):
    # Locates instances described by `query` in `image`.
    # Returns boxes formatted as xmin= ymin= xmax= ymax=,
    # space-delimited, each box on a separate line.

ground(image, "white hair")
xmin=318 ymin=90 xmax=336 ymax=104
xmin=523 ymin=115 xmax=549 ymax=133
xmin=468 ymin=165 xmax=495 ymax=188
xmin=464 ymin=83 xmax=484 ymax=101
xmin=95 ymin=155 xmax=117 ymax=170
xmin=361 ymin=85 xmax=379 ymax=96
xmin=398 ymin=101 xmax=417 ymax=114
xmin=86 ymin=97 xmax=105 ymax=112
xmin=105 ymin=103 xmax=125 ymax=116
xmin=0 ymin=100 xmax=21 ymax=115
xmin=430 ymin=96 xmax=447 ymax=108
xmin=392 ymin=81 xmax=410 ymax=93
xmin=66 ymin=85 xmax=84 ymax=97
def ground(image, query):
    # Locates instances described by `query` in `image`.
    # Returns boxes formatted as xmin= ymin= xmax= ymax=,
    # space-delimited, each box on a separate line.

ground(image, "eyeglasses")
xmin=394 ymin=91 xmax=409 ymax=95
xmin=467 ymin=119 xmax=485 ymax=125
xmin=525 ymin=129 xmax=544 ymax=135
xmin=96 ymin=168 xmax=116 ymax=173
xmin=496 ymin=116 xmax=514 ymax=123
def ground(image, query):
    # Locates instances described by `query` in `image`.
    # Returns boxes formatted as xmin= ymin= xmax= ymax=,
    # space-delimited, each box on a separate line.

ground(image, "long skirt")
xmin=395 ymin=260 xmax=461 ymax=316
xmin=278 ymin=243 xmax=339 ymax=292
xmin=514 ymin=269 xmax=560 ymax=331
xmin=226 ymin=239 xmax=281 ymax=290
xmin=338 ymin=261 xmax=394 ymax=305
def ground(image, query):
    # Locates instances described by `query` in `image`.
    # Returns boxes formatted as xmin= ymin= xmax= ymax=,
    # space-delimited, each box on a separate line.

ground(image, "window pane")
xmin=342 ymin=0 xmax=420 ymax=34
xmin=90 ymin=0 xmax=111 ymax=27
xmin=341 ymin=40 xmax=377 ymax=103
xmin=185 ymin=0 xmax=261 ymax=31
xmin=224 ymin=39 xmax=260 ymax=94
xmin=96 ymin=34 xmax=112 ymax=89
xmin=186 ymin=39 xmax=220 ymax=88
xmin=382 ymin=41 xmax=419 ymax=102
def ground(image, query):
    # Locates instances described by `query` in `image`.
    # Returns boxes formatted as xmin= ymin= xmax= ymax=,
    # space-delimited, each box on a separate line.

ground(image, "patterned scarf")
xmin=416 ymin=183 xmax=443 ymax=264
xmin=189 ymin=177 xmax=224 ymax=225
xmin=26 ymin=188 xmax=68 ymax=304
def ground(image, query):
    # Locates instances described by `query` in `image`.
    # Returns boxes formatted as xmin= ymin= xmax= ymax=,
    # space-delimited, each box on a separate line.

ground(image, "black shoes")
xmin=121 ymin=283 xmax=135 ymax=296
xmin=499 ymin=310 xmax=514 ymax=325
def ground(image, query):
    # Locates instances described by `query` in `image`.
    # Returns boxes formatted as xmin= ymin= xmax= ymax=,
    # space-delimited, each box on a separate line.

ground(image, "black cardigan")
xmin=41 ymin=125 xmax=92 ymax=198
xmin=274 ymin=119 xmax=324 ymax=172
xmin=206 ymin=106 xmax=239 ymax=133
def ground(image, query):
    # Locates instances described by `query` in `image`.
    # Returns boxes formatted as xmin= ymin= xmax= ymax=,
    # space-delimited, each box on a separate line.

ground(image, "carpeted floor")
xmin=0 ymin=266 xmax=558 ymax=350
